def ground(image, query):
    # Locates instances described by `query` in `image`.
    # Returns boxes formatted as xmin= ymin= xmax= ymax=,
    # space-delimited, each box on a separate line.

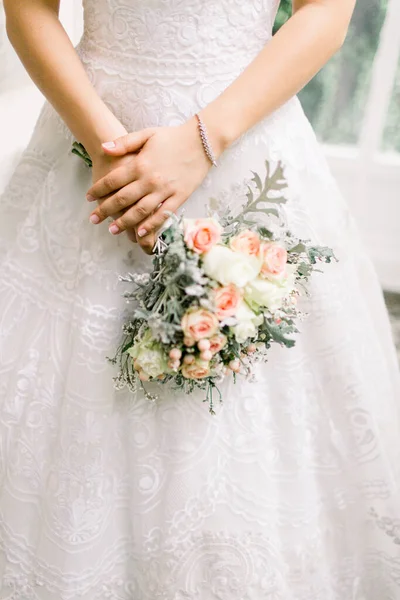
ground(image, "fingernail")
xmin=102 ymin=141 xmax=116 ymax=150
xmin=137 ymin=228 xmax=148 ymax=238
xmin=109 ymin=224 xmax=120 ymax=235
xmin=90 ymin=214 xmax=101 ymax=224
xmin=86 ymin=194 xmax=96 ymax=202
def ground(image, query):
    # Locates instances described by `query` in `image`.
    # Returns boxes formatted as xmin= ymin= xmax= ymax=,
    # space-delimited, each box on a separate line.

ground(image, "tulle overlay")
xmin=0 ymin=0 xmax=400 ymax=598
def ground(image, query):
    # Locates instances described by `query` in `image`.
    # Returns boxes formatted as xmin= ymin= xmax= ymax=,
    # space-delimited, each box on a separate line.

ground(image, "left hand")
xmin=86 ymin=116 xmax=216 ymax=254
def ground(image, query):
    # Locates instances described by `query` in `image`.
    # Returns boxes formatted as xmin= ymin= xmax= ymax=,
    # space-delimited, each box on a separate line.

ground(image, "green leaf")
xmin=122 ymin=341 xmax=134 ymax=354
xmin=257 ymin=226 xmax=274 ymax=239
xmin=264 ymin=207 xmax=280 ymax=218
xmin=289 ymin=242 xmax=308 ymax=254
xmin=251 ymin=171 xmax=263 ymax=193
xmin=264 ymin=320 xmax=296 ymax=348
xmin=71 ymin=141 xmax=93 ymax=168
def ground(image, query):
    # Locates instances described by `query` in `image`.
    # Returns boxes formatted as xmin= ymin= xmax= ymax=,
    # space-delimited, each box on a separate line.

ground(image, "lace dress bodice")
xmin=74 ymin=0 xmax=282 ymax=134
xmin=80 ymin=0 xmax=279 ymax=82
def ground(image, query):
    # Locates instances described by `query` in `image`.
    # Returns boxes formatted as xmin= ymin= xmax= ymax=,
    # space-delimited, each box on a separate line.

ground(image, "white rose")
xmin=231 ymin=301 xmax=263 ymax=343
xmin=202 ymin=245 xmax=262 ymax=288
xmin=245 ymin=266 xmax=296 ymax=311
xmin=128 ymin=332 xmax=168 ymax=378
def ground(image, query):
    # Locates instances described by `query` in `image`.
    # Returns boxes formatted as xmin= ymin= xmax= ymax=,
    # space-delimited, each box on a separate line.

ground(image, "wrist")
xmin=197 ymin=104 xmax=239 ymax=158
xmin=81 ymin=112 xmax=127 ymax=160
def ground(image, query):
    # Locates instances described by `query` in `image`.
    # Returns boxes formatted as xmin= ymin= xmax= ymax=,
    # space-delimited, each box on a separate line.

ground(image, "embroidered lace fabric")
xmin=1 ymin=1 xmax=400 ymax=598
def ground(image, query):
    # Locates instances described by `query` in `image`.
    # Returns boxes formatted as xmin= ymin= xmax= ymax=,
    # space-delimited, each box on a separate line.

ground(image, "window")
xmin=275 ymin=0 xmax=400 ymax=292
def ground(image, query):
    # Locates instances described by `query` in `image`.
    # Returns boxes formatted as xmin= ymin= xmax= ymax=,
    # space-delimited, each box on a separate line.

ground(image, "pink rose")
xmin=214 ymin=284 xmax=242 ymax=320
xmin=230 ymin=230 xmax=260 ymax=256
xmin=208 ymin=334 xmax=227 ymax=355
xmin=260 ymin=242 xmax=288 ymax=280
xmin=183 ymin=218 xmax=222 ymax=254
xmin=181 ymin=308 xmax=219 ymax=342
xmin=181 ymin=358 xmax=210 ymax=380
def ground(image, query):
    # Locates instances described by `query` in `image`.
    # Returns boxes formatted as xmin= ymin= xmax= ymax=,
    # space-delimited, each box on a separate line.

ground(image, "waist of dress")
xmin=76 ymin=38 xmax=264 ymax=86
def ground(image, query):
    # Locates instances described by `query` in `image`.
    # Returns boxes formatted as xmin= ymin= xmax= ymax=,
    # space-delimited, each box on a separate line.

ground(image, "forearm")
xmin=4 ymin=0 xmax=126 ymax=157
xmin=201 ymin=0 xmax=356 ymax=154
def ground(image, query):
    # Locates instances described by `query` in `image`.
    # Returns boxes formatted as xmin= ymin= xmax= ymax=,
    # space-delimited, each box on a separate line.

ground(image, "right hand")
xmin=90 ymin=150 xmax=140 ymax=243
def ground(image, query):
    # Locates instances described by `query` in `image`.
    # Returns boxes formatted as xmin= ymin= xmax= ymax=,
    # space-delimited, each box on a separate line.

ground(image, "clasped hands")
xmin=87 ymin=116 xmax=215 ymax=254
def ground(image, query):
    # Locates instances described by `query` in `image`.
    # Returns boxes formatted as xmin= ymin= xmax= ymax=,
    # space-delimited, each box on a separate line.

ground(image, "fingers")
xmin=138 ymin=232 xmax=157 ymax=255
xmin=101 ymin=129 xmax=157 ymax=156
xmin=126 ymin=228 xmax=137 ymax=244
xmin=87 ymin=163 xmax=139 ymax=200
xmin=89 ymin=180 xmax=149 ymax=224
xmin=136 ymin=197 xmax=179 ymax=253
xmin=107 ymin=193 xmax=167 ymax=235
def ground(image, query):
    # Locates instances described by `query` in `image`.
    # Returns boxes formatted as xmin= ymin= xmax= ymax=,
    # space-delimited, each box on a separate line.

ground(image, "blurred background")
xmin=0 ymin=0 xmax=399 ymax=351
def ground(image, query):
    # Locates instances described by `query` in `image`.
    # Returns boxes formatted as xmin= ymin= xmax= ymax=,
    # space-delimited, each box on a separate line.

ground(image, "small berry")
xmin=247 ymin=344 xmax=257 ymax=354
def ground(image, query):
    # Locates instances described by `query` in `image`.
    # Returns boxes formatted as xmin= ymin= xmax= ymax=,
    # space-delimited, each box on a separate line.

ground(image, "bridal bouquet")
xmin=108 ymin=161 xmax=336 ymax=413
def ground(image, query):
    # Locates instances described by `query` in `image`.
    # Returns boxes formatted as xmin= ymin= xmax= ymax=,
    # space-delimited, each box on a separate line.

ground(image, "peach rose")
xmin=183 ymin=218 xmax=222 ymax=254
xmin=181 ymin=308 xmax=219 ymax=342
xmin=260 ymin=242 xmax=288 ymax=281
xmin=230 ymin=229 xmax=260 ymax=256
xmin=214 ymin=284 xmax=242 ymax=320
xmin=208 ymin=334 xmax=227 ymax=355
xmin=181 ymin=358 xmax=210 ymax=380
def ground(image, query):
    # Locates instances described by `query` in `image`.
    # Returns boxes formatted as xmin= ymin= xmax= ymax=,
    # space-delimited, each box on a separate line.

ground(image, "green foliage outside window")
xmin=273 ymin=0 xmax=400 ymax=153
xmin=273 ymin=0 xmax=291 ymax=33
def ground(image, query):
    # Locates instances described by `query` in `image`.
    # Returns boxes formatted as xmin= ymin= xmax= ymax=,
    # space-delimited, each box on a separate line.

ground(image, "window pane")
xmin=274 ymin=0 xmax=388 ymax=145
xmin=300 ymin=0 xmax=387 ymax=144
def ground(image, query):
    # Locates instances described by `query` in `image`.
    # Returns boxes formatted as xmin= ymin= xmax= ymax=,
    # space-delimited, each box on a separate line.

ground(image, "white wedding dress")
xmin=1 ymin=1 xmax=400 ymax=598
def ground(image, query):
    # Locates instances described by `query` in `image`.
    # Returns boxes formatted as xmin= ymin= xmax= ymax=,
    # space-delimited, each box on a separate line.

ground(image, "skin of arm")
xmin=198 ymin=0 xmax=357 ymax=153
xmin=87 ymin=0 xmax=357 ymax=254
xmin=3 ymin=0 xmax=127 ymax=158
xmin=4 ymin=0 xmax=145 ymax=237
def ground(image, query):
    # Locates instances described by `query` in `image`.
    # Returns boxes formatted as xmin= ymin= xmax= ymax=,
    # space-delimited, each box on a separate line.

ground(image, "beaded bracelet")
xmin=195 ymin=113 xmax=218 ymax=168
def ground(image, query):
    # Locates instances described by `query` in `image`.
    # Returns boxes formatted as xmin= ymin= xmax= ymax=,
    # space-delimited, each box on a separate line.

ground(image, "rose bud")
xmin=169 ymin=348 xmax=182 ymax=360
xmin=183 ymin=355 xmax=195 ymax=365
xmin=198 ymin=339 xmax=211 ymax=352
xmin=139 ymin=371 xmax=149 ymax=382
xmin=168 ymin=360 xmax=180 ymax=371
xmin=200 ymin=350 xmax=213 ymax=361
xmin=229 ymin=359 xmax=241 ymax=373
xmin=183 ymin=336 xmax=195 ymax=347
xmin=247 ymin=344 xmax=257 ymax=354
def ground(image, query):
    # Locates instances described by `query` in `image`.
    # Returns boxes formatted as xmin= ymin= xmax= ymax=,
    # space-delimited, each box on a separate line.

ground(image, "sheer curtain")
xmin=0 ymin=0 xmax=399 ymax=289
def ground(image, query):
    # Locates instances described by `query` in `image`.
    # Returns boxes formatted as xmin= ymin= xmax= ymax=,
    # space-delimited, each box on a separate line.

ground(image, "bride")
xmin=1 ymin=0 xmax=400 ymax=598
